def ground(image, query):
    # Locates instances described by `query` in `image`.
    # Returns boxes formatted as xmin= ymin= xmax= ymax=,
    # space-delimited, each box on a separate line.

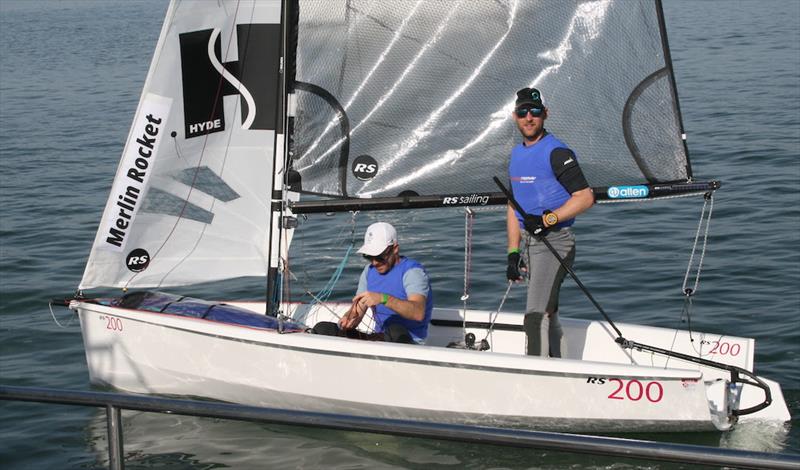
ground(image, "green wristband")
xmin=381 ymin=293 xmax=389 ymax=305
xmin=508 ymin=248 xmax=520 ymax=255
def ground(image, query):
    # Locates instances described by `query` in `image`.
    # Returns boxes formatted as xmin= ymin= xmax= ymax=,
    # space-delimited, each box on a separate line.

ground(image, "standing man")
xmin=313 ymin=222 xmax=433 ymax=344
xmin=507 ymin=87 xmax=594 ymax=357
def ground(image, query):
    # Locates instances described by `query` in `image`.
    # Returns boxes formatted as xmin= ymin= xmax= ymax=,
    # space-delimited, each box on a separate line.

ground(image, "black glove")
xmin=522 ymin=214 xmax=546 ymax=237
xmin=507 ymin=251 xmax=526 ymax=281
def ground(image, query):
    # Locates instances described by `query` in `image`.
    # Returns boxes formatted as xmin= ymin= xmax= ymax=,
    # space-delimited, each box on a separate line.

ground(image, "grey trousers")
xmin=523 ymin=228 xmax=575 ymax=357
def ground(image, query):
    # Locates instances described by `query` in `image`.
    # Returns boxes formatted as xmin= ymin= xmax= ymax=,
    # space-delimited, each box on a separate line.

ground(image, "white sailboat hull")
xmin=72 ymin=300 xmax=790 ymax=433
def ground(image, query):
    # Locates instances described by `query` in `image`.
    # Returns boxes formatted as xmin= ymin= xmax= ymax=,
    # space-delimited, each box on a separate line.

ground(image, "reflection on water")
xmin=85 ymin=407 xmax=792 ymax=470
xmin=605 ymin=420 xmax=791 ymax=453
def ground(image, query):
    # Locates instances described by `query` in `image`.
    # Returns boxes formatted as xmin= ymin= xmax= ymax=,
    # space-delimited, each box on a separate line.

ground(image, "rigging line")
xmin=310 ymin=212 xmax=359 ymax=304
xmin=302 ymin=290 xmax=343 ymax=329
xmin=665 ymin=298 xmax=696 ymax=370
xmin=294 ymin=213 xmax=351 ymax=304
xmin=460 ymin=208 xmax=474 ymax=336
xmin=313 ymin=243 xmax=354 ymax=304
xmin=481 ymin=281 xmax=514 ymax=346
xmin=665 ymin=194 xmax=715 ymax=367
xmin=493 ymin=176 xmax=624 ymax=339
xmin=282 ymin=215 xmax=293 ymax=307
xmin=48 ymin=301 xmax=75 ymax=329
xmin=126 ymin=0 xmax=246 ymax=290
xmin=682 ymin=192 xmax=714 ymax=296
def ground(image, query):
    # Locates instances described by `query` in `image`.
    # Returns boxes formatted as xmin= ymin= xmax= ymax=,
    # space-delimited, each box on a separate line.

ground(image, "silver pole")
xmin=105 ymin=404 xmax=124 ymax=470
xmin=3 ymin=385 xmax=798 ymax=470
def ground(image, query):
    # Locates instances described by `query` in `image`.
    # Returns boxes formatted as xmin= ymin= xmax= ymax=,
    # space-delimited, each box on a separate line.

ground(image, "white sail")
xmin=80 ymin=0 xmax=284 ymax=290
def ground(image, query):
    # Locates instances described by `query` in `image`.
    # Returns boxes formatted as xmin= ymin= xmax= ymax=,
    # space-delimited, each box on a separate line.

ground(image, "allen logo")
xmin=179 ymin=23 xmax=281 ymax=139
xmin=608 ymin=185 xmax=649 ymax=199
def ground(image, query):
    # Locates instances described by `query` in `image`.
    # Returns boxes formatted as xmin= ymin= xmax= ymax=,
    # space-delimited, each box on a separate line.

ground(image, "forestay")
xmin=291 ymin=0 xmax=690 ymax=201
xmin=80 ymin=0 xmax=284 ymax=289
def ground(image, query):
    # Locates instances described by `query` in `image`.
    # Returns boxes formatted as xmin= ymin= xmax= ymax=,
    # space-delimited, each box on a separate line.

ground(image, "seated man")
xmin=313 ymin=222 xmax=433 ymax=344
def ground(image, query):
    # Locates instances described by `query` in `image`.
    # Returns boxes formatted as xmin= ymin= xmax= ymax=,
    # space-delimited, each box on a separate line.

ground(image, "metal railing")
xmin=2 ymin=385 xmax=798 ymax=470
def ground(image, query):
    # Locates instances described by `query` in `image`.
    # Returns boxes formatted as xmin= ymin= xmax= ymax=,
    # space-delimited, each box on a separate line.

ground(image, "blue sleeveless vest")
xmin=508 ymin=133 xmax=574 ymax=228
xmin=366 ymin=257 xmax=433 ymax=340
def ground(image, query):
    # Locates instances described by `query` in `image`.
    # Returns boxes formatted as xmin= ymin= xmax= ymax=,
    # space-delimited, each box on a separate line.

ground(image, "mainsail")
xmin=80 ymin=0 xmax=713 ymax=289
xmin=80 ymin=0 xmax=285 ymax=289
xmin=290 ymin=0 xmax=707 ymax=211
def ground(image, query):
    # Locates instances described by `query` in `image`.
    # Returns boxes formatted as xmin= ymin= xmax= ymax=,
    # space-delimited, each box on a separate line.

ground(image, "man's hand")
xmin=339 ymin=297 xmax=368 ymax=330
xmin=353 ymin=291 xmax=383 ymax=309
xmin=523 ymin=214 xmax=546 ymax=237
xmin=507 ymin=251 xmax=527 ymax=282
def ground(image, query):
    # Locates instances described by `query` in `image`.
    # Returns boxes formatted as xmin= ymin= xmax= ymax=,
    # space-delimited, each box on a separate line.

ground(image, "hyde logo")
xmin=179 ymin=24 xmax=281 ymax=139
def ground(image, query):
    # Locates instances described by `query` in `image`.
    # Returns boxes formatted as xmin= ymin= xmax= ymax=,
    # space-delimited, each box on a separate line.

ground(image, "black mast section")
xmin=266 ymin=0 xmax=297 ymax=314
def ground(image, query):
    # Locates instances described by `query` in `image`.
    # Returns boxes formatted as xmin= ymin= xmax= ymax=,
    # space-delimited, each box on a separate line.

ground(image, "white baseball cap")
xmin=357 ymin=222 xmax=397 ymax=256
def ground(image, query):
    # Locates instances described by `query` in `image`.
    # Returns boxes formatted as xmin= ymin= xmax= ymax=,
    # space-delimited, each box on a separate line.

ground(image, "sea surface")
xmin=1 ymin=0 xmax=798 ymax=468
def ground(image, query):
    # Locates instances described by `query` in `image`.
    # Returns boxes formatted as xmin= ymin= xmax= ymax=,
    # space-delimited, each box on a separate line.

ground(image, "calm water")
xmin=1 ymin=0 xmax=798 ymax=468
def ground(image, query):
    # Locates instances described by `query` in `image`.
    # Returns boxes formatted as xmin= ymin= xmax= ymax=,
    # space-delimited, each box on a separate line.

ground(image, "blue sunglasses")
xmin=515 ymin=106 xmax=544 ymax=118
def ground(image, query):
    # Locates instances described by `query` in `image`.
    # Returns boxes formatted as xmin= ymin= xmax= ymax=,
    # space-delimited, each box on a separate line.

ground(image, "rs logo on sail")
xmin=352 ymin=155 xmax=379 ymax=181
xmin=125 ymin=248 xmax=151 ymax=273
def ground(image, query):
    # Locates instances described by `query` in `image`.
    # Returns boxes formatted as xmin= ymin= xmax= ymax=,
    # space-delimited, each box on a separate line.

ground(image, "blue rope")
xmin=311 ymin=242 xmax=354 ymax=305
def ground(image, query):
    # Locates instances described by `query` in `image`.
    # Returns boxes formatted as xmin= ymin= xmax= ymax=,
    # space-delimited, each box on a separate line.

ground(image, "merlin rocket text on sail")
xmin=104 ymin=113 xmax=164 ymax=248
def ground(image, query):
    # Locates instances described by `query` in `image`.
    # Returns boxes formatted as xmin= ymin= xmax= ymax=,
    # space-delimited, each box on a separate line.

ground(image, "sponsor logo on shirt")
xmin=510 ymin=176 xmax=536 ymax=184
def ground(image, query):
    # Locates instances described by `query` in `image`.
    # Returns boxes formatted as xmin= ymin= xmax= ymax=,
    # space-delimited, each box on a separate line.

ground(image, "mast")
xmin=655 ymin=0 xmax=693 ymax=179
xmin=266 ymin=0 xmax=297 ymax=314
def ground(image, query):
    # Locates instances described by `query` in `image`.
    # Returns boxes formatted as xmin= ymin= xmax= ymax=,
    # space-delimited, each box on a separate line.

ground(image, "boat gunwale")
xmin=73 ymin=300 xmax=707 ymax=381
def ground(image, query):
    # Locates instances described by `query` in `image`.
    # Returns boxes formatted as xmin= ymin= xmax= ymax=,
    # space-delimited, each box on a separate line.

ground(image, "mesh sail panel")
xmin=292 ymin=0 xmax=688 ymax=199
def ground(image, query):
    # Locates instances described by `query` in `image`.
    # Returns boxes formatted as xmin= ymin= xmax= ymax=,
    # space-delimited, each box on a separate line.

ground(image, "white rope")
xmin=459 ymin=207 xmax=475 ymax=337
xmin=682 ymin=193 xmax=714 ymax=296
xmin=663 ymin=192 xmax=715 ymax=367
xmin=481 ymin=281 xmax=514 ymax=344
xmin=49 ymin=301 xmax=76 ymax=328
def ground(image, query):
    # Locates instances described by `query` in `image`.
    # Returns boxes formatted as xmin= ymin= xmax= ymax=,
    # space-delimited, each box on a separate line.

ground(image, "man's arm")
xmin=546 ymin=148 xmax=595 ymax=226
xmin=545 ymin=187 xmax=594 ymax=227
xmin=352 ymin=291 xmax=426 ymax=321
